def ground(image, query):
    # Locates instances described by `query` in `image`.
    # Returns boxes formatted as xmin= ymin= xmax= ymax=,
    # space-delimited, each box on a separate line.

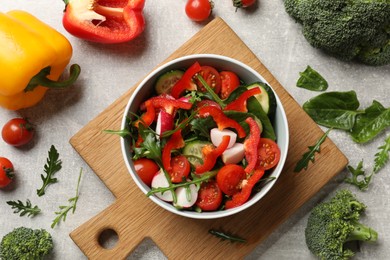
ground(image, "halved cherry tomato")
xmin=0 ymin=157 xmax=14 ymax=188
xmin=2 ymin=118 xmax=34 ymax=146
xmin=133 ymin=158 xmax=160 ymax=187
xmin=220 ymin=71 xmax=240 ymax=99
xmin=169 ymin=155 xmax=191 ymax=183
xmin=216 ymin=164 xmax=246 ymax=196
xmin=256 ymin=138 xmax=281 ymax=170
xmin=196 ymin=180 xmax=222 ymax=211
xmin=185 ymin=0 xmax=213 ymax=22
xmin=195 ymin=66 xmax=221 ymax=94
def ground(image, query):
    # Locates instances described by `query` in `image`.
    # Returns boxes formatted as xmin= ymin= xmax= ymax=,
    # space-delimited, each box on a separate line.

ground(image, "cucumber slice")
xmin=155 ymin=69 xmax=184 ymax=94
xmin=247 ymin=82 xmax=277 ymax=120
xmin=182 ymin=141 xmax=211 ymax=166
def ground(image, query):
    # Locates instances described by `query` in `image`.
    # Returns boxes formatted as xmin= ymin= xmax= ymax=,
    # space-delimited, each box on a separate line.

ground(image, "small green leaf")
xmin=208 ymin=229 xmax=246 ymax=243
xmin=297 ymin=65 xmax=328 ymax=91
xmin=294 ymin=129 xmax=331 ymax=172
xmin=7 ymin=199 xmax=41 ymax=217
xmin=37 ymin=145 xmax=62 ymax=196
xmin=374 ymin=135 xmax=390 ymax=173
xmin=345 ymin=160 xmax=373 ymax=191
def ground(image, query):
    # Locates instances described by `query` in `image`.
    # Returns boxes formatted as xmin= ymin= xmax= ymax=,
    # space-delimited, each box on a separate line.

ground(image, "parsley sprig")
xmin=6 ymin=199 xmax=41 ymax=217
xmin=37 ymin=145 xmax=62 ymax=196
xmin=51 ymin=168 xmax=83 ymax=228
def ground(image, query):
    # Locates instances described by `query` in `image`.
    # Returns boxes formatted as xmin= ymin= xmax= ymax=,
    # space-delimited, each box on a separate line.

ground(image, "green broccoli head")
xmin=284 ymin=0 xmax=390 ymax=66
xmin=0 ymin=227 xmax=53 ymax=260
xmin=305 ymin=189 xmax=378 ymax=260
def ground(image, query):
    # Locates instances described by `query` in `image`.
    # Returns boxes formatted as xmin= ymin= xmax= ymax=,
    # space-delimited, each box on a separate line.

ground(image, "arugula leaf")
xmin=208 ymin=229 xmax=246 ymax=243
xmin=51 ymin=168 xmax=83 ymax=228
xmin=374 ymin=135 xmax=390 ymax=173
xmin=6 ymin=199 xmax=41 ymax=217
xmin=350 ymin=100 xmax=390 ymax=143
xmin=302 ymin=91 xmax=362 ymax=130
xmin=345 ymin=160 xmax=373 ymax=191
xmin=133 ymin=128 xmax=162 ymax=165
xmin=294 ymin=129 xmax=331 ymax=172
xmin=297 ymin=65 xmax=328 ymax=91
xmin=37 ymin=145 xmax=62 ymax=197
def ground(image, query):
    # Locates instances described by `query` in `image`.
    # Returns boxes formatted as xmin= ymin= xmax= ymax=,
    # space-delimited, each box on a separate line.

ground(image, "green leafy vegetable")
xmin=208 ymin=229 xmax=246 ymax=243
xmin=294 ymin=129 xmax=331 ymax=172
xmin=6 ymin=199 xmax=41 ymax=217
xmin=302 ymin=91 xmax=362 ymax=130
xmin=297 ymin=66 xmax=328 ymax=91
xmin=374 ymin=135 xmax=390 ymax=173
xmin=51 ymin=168 xmax=83 ymax=228
xmin=345 ymin=161 xmax=373 ymax=191
xmin=37 ymin=145 xmax=62 ymax=196
xmin=247 ymin=96 xmax=276 ymax=140
xmin=350 ymin=100 xmax=390 ymax=143
xmin=133 ymin=127 xmax=162 ymax=165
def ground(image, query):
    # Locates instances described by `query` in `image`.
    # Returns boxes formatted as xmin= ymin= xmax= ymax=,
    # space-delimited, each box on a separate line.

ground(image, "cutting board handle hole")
xmin=98 ymin=228 xmax=119 ymax=249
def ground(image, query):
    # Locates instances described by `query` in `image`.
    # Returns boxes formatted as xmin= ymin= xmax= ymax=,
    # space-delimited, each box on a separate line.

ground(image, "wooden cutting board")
xmin=69 ymin=17 xmax=348 ymax=259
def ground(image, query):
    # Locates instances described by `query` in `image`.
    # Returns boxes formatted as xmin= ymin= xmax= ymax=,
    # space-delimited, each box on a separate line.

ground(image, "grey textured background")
xmin=1 ymin=1 xmax=389 ymax=259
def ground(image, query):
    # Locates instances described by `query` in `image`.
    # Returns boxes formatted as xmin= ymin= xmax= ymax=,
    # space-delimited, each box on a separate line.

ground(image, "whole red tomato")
xmin=233 ymin=0 xmax=256 ymax=8
xmin=2 ymin=118 xmax=34 ymax=146
xmin=0 ymin=157 xmax=14 ymax=188
xmin=185 ymin=0 xmax=213 ymax=22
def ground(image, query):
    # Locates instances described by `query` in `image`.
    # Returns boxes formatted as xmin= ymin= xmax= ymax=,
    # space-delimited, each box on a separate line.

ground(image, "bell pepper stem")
xmin=24 ymin=64 xmax=81 ymax=92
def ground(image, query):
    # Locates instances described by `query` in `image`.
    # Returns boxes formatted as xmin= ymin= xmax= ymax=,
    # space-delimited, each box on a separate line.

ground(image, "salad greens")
xmin=297 ymin=66 xmax=328 ymax=91
xmin=374 ymin=135 xmax=390 ymax=174
xmin=37 ymin=145 xmax=62 ymax=197
xmin=6 ymin=199 xmax=41 ymax=217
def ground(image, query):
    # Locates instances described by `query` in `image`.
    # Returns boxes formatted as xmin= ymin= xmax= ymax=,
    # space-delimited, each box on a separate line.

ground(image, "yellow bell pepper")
xmin=0 ymin=10 xmax=80 ymax=110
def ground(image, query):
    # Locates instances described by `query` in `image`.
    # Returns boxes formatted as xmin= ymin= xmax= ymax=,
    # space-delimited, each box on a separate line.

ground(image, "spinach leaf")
xmin=297 ymin=66 xmax=328 ymax=91
xmin=350 ymin=100 xmax=390 ymax=143
xmin=247 ymin=96 xmax=276 ymax=140
xmin=302 ymin=91 xmax=362 ymax=130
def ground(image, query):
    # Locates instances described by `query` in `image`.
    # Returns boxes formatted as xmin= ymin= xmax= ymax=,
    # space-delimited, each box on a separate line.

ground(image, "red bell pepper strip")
xmin=224 ymin=88 xmax=261 ymax=112
xmin=162 ymin=130 xmax=185 ymax=171
xmin=225 ymin=169 xmax=265 ymax=209
xmin=62 ymin=0 xmax=145 ymax=44
xmin=195 ymin=135 xmax=230 ymax=174
xmin=150 ymin=96 xmax=193 ymax=114
xmin=243 ymin=117 xmax=261 ymax=173
xmin=198 ymin=106 xmax=246 ymax=138
xmin=171 ymin=62 xmax=201 ymax=99
xmin=134 ymin=100 xmax=155 ymax=147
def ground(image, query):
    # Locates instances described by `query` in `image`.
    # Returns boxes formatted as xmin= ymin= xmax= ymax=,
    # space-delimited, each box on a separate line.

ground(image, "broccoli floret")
xmin=284 ymin=0 xmax=390 ymax=66
xmin=305 ymin=190 xmax=378 ymax=260
xmin=0 ymin=227 xmax=53 ymax=260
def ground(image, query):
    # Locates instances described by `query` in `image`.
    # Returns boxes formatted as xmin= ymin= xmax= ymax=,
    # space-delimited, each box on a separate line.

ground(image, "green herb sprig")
xmin=51 ymin=168 xmax=83 ymax=228
xmin=374 ymin=135 xmax=390 ymax=173
xmin=209 ymin=229 xmax=246 ymax=243
xmin=37 ymin=145 xmax=62 ymax=196
xmin=345 ymin=161 xmax=373 ymax=191
xmin=6 ymin=199 xmax=41 ymax=217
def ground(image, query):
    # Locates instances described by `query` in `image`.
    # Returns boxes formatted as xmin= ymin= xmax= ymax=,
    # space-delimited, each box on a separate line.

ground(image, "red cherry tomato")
xmin=256 ymin=138 xmax=281 ymax=170
xmin=0 ymin=157 xmax=14 ymax=188
xmin=169 ymin=155 xmax=191 ymax=183
xmin=216 ymin=164 xmax=246 ymax=196
xmin=233 ymin=0 xmax=256 ymax=8
xmin=195 ymin=66 xmax=222 ymax=94
xmin=220 ymin=71 xmax=240 ymax=99
xmin=196 ymin=180 xmax=222 ymax=211
xmin=185 ymin=0 xmax=213 ymax=22
xmin=133 ymin=158 xmax=160 ymax=186
xmin=2 ymin=118 xmax=34 ymax=146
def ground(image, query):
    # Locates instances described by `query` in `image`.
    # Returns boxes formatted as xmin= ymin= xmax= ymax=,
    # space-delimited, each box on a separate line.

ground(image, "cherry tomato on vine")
xmin=194 ymin=66 xmax=222 ymax=94
xmin=0 ymin=157 xmax=14 ymax=188
xmin=2 ymin=118 xmax=34 ymax=146
xmin=220 ymin=71 xmax=240 ymax=99
xmin=134 ymin=158 xmax=160 ymax=186
xmin=233 ymin=0 xmax=256 ymax=8
xmin=169 ymin=155 xmax=191 ymax=183
xmin=185 ymin=0 xmax=213 ymax=22
xmin=256 ymin=138 xmax=281 ymax=170
xmin=196 ymin=180 xmax=222 ymax=211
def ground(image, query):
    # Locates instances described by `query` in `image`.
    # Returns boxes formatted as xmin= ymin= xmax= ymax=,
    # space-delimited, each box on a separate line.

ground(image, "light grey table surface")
xmin=1 ymin=1 xmax=389 ymax=259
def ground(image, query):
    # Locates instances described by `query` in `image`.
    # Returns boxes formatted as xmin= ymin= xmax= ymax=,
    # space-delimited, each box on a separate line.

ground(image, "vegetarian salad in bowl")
xmin=121 ymin=54 xmax=289 ymax=219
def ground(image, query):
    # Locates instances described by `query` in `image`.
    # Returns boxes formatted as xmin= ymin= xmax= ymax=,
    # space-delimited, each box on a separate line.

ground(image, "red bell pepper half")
xmin=195 ymin=135 xmax=230 ymax=174
xmin=243 ymin=117 xmax=261 ymax=173
xmin=171 ymin=62 xmax=201 ymax=99
xmin=197 ymin=106 xmax=246 ymax=138
xmin=225 ymin=169 xmax=265 ymax=209
xmin=224 ymin=87 xmax=261 ymax=112
xmin=62 ymin=0 xmax=145 ymax=44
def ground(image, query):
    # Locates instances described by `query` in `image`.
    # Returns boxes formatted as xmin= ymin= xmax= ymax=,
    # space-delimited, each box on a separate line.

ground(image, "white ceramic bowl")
xmin=121 ymin=54 xmax=289 ymax=219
